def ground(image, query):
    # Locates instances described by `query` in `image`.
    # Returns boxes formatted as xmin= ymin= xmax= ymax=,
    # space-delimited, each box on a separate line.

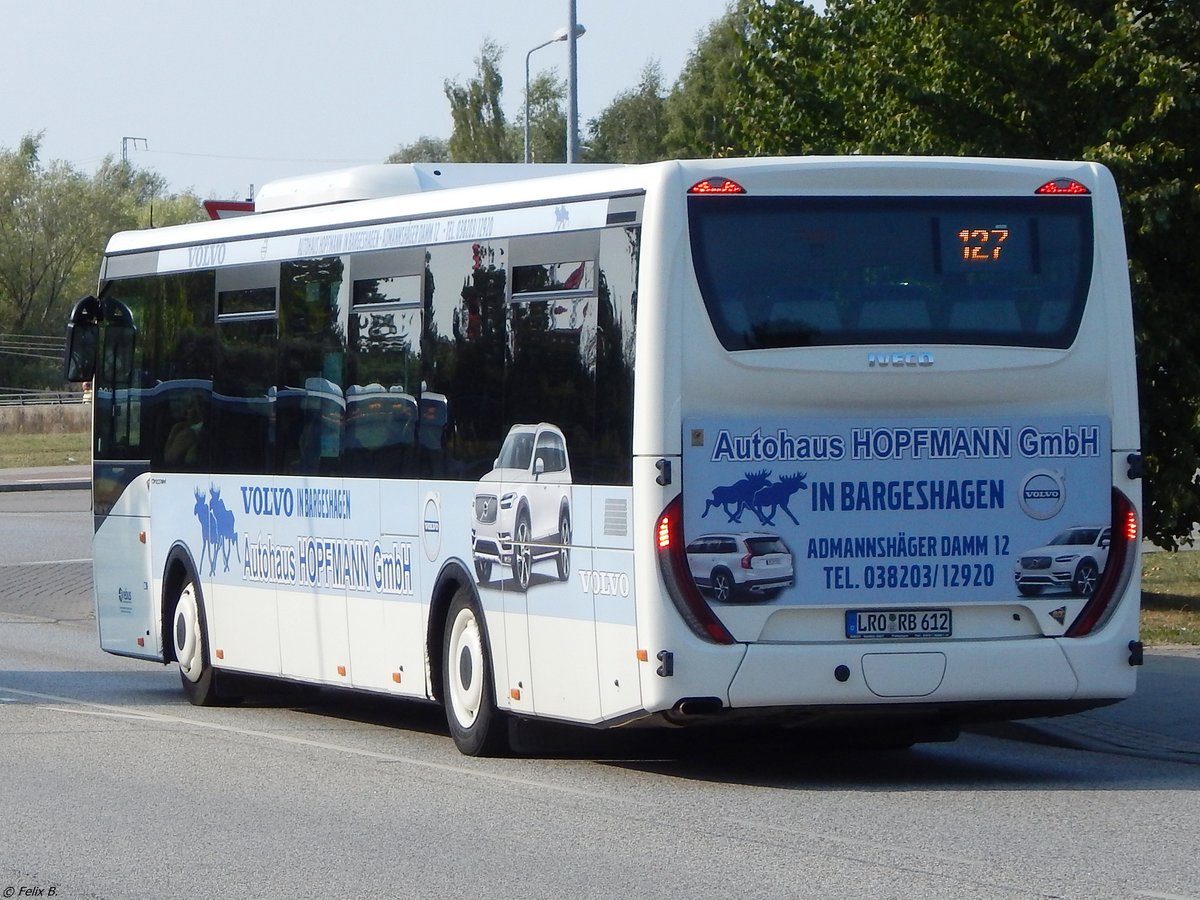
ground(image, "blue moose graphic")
xmin=193 ymin=486 xmax=240 ymax=575
xmin=702 ymin=470 xmax=808 ymax=526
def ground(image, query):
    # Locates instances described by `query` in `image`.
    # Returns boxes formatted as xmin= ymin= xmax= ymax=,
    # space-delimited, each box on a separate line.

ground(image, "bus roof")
xmin=254 ymin=163 xmax=622 ymax=213
xmin=104 ymin=156 xmax=1111 ymax=260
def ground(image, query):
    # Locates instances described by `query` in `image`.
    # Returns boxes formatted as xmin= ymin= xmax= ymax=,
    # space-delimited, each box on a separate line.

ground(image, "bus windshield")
xmin=689 ymin=195 xmax=1093 ymax=351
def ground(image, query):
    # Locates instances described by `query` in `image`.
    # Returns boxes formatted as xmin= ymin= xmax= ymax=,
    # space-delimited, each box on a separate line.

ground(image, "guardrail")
xmin=0 ymin=390 xmax=88 ymax=407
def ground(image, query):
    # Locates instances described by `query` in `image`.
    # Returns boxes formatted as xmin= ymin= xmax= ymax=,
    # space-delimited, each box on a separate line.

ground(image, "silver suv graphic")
xmin=472 ymin=423 xmax=572 ymax=591
xmin=1013 ymin=525 xmax=1110 ymax=598
xmin=686 ymin=532 xmax=794 ymax=603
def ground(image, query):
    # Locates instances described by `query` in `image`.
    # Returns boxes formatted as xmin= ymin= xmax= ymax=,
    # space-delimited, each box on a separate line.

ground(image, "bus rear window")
xmin=688 ymin=196 xmax=1093 ymax=350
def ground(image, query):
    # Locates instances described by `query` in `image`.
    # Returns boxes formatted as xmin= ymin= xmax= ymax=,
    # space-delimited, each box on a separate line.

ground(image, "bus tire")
xmin=442 ymin=587 xmax=508 ymax=756
xmin=172 ymin=579 xmax=223 ymax=707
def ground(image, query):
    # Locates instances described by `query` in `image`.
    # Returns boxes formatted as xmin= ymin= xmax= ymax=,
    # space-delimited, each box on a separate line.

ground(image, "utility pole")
xmin=566 ymin=0 xmax=580 ymax=163
xmin=121 ymin=136 xmax=148 ymax=163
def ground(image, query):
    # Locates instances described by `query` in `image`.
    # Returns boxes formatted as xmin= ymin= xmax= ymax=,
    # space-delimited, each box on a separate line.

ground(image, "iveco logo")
xmin=868 ymin=351 xmax=935 ymax=368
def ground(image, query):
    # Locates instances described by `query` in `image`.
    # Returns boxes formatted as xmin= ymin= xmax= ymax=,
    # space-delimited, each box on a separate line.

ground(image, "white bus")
xmin=64 ymin=157 xmax=1143 ymax=756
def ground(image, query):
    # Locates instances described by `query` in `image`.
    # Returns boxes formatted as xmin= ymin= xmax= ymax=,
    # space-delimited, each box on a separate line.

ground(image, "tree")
xmin=585 ymin=62 xmax=668 ymax=163
xmin=387 ymin=136 xmax=450 ymax=164
xmin=0 ymin=132 xmax=117 ymax=338
xmin=0 ymin=132 xmax=205 ymax=388
xmin=734 ymin=0 xmax=1200 ymax=547
xmin=445 ymin=40 xmax=518 ymax=163
xmin=663 ymin=1 xmax=753 ymax=158
xmin=521 ymin=70 xmax=568 ymax=163
xmin=91 ymin=156 xmax=204 ymax=229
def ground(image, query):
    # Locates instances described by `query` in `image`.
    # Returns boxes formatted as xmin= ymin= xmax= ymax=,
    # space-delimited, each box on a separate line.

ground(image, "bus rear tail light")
xmin=656 ymin=496 xmax=735 ymax=645
xmin=1066 ymin=489 xmax=1138 ymax=637
xmin=688 ymin=177 xmax=746 ymax=195
xmin=1036 ymin=179 xmax=1090 ymax=195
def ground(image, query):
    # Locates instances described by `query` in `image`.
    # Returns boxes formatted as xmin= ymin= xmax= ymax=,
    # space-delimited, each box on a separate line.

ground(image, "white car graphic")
xmin=1013 ymin=525 xmax=1110 ymax=598
xmin=686 ymin=532 xmax=794 ymax=603
xmin=471 ymin=423 xmax=572 ymax=591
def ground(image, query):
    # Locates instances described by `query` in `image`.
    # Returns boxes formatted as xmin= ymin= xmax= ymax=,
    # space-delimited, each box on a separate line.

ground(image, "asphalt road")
xmin=2 ymin=492 xmax=1199 ymax=899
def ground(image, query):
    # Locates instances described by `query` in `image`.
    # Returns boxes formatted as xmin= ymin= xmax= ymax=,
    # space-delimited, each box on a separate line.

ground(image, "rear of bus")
xmin=649 ymin=157 xmax=1140 ymax=735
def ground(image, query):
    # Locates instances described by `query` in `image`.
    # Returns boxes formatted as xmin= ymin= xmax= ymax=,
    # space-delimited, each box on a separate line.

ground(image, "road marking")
xmin=2 ymin=683 xmax=619 ymax=798
xmin=0 ymin=682 xmax=1110 ymax=896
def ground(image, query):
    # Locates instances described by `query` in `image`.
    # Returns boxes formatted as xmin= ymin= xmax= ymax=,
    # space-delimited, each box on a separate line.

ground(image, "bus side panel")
xmin=524 ymin=484 xmax=600 ymax=722
xmin=370 ymin=479 xmax=425 ymax=698
xmin=149 ymin=475 xmax=282 ymax=677
xmin=94 ymin=465 xmax=157 ymax=660
xmin=592 ymin=486 xmax=641 ymax=720
xmin=274 ymin=475 xmax=350 ymax=685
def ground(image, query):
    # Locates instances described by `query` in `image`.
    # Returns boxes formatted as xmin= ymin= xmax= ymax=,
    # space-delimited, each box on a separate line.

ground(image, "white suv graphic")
xmin=472 ymin=423 xmax=572 ymax=591
xmin=1013 ymin=525 xmax=1110 ymax=598
xmin=686 ymin=532 xmax=794 ymax=603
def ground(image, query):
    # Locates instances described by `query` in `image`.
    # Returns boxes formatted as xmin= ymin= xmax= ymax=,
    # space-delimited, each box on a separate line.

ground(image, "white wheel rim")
xmin=715 ymin=574 xmax=731 ymax=602
xmin=174 ymin=583 xmax=203 ymax=683
xmin=515 ymin=520 xmax=531 ymax=586
xmin=560 ymin=519 xmax=570 ymax=575
xmin=448 ymin=606 xmax=484 ymax=729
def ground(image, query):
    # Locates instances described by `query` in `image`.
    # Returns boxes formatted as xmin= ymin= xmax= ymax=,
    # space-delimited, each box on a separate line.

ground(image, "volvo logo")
xmin=1019 ymin=469 xmax=1067 ymax=520
xmin=422 ymin=493 xmax=442 ymax=561
xmin=868 ymin=351 xmax=935 ymax=368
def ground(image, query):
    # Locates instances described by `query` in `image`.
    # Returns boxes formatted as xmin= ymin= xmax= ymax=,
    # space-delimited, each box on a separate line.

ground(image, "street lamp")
xmin=524 ymin=23 xmax=586 ymax=164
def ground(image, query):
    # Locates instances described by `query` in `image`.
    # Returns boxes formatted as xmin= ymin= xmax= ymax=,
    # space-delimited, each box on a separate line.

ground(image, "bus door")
xmin=67 ymin=293 xmax=158 ymax=659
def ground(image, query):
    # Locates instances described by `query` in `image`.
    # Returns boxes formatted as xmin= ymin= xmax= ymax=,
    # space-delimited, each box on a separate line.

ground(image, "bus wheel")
xmin=556 ymin=511 xmax=571 ymax=582
xmin=173 ymin=580 xmax=221 ymax=707
xmin=442 ymin=587 xmax=507 ymax=756
xmin=1072 ymin=559 xmax=1099 ymax=598
xmin=513 ymin=512 xmax=533 ymax=592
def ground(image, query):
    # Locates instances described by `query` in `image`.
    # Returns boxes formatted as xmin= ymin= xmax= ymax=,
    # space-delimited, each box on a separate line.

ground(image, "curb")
xmin=0 ymin=479 xmax=89 ymax=493
xmin=976 ymin=717 xmax=1200 ymax=765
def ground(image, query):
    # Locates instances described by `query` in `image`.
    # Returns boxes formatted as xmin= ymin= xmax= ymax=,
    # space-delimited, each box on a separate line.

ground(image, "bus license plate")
xmin=845 ymin=609 xmax=952 ymax=639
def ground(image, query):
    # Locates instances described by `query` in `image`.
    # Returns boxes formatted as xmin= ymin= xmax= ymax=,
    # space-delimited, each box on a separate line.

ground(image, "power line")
xmin=141 ymin=147 xmax=374 ymax=165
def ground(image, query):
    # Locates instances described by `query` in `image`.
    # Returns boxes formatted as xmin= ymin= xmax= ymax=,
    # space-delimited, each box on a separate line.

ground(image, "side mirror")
xmin=63 ymin=296 xmax=101 ymax=382
xmin=534 ymin=457 xmax=546 ymax=478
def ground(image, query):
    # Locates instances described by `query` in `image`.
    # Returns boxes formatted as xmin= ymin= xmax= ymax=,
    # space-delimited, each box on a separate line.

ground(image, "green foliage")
xmin=664 ymin=1 xmax=753 ymax=158
xmin=585 ymin=63 xmax=668 ymax=163
xmin=445 ymin=40 xmax=519 ymax=163
xmin=387 ymin=135 xmax=451 ymax=164
xmin=0 ymin=132 xmax=118 ymax=337
xmin=521 ymin=70 xmax=568 ymax=164
xmin=735 ymin=0 xmax=1200 ymax=549
xmin=0 ymin=132 xmax=204 ymax=389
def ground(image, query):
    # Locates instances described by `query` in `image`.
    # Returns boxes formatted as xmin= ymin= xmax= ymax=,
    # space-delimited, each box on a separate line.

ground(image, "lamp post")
xmin=524 ymin=22 xmax=586 ymax=164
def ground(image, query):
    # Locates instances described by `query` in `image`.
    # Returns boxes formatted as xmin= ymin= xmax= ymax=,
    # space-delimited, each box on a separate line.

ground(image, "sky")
xmin=3 ymin=0 xmax=737 ymax=201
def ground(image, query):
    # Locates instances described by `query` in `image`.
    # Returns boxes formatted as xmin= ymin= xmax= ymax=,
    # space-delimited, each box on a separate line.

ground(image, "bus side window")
xmin=279 ymin=257 xmax=348 ymax=475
